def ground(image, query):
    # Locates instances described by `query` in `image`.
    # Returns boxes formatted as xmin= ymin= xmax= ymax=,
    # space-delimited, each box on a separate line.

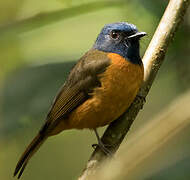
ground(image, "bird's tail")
xmin=14 ymin=133 xmax=47 ymax=179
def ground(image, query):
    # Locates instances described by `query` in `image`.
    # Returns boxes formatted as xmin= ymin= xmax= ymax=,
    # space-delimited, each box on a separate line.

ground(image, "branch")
xmin=79 ymin=0 xmax=190 ymax=179
xmin=0 ymin=1 xmax=124 ymax=40
xmin=84 ymin=91 xmax=190 ymax=180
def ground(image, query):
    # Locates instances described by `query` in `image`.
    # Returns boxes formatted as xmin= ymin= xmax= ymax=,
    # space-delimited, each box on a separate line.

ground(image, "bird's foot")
xmin=91 ymin=141 xmax=112 ymax=156
xmin=92 ymin=129 xmax=113 ymax=156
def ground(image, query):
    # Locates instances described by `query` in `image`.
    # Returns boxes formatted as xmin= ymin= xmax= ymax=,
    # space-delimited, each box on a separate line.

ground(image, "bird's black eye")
xmin=110 ymin=31 xmax=120 ymax=40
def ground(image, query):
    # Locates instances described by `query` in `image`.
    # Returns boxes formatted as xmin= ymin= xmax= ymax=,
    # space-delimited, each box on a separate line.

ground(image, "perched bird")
xmin=14 ymin=22 xmax=146 ymax=178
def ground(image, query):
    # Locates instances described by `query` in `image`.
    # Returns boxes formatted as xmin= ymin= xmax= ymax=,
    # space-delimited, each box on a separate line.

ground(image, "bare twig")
xmin=87 ymin=91 xmax=190 ymax=180
xmin=79 ymin=0 xmax=190 ymax=179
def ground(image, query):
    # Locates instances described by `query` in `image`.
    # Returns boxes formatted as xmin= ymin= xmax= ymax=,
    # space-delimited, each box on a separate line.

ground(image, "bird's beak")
xmin=127 ymin=32 xmax=147 ymax=39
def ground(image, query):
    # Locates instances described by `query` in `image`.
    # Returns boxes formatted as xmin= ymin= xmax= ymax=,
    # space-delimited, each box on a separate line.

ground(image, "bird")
xmin=14 ymin=22 xmax=146 ymax=178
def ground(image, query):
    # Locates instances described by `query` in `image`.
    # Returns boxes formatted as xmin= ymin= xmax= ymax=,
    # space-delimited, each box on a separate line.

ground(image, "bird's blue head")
xmin=93 ymin=22 xmax=146 ymax=64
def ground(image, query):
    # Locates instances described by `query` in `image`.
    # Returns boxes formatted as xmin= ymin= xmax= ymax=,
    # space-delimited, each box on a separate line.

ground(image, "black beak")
xmin=127 ymin=32 xmax=147 ymax=40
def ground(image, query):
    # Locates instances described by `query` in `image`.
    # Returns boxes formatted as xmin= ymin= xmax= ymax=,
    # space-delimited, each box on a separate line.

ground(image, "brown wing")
xmin=14 ymin=50 xmax=111 ymax=179
xmin=40 ymin=49 xmax=110 ymax=134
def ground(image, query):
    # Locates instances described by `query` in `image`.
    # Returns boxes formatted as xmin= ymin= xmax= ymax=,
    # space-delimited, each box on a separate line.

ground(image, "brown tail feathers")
xmin=14 ymin=133 xmax=47 ymax=179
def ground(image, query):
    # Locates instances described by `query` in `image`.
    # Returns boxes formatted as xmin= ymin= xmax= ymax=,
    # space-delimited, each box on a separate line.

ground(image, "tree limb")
xmin=85 ymin=91 xmax=190 ymax=180
xmin=79 ymin=0 xmax=190 ymax=179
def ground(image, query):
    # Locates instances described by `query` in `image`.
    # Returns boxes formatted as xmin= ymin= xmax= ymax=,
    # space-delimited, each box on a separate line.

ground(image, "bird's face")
xmin=93 ymin=22 xmax=146 ymax=64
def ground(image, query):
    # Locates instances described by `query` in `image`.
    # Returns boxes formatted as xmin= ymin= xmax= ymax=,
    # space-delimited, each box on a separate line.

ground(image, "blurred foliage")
xmin=1 ymin=61 xmax=75 ymax=137
xmin=0 ymin=0 xmax=190 ymax=179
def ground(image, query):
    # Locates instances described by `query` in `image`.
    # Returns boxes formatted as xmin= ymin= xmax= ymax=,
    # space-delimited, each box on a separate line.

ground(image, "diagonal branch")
xmin=86 ymin=91 xmax=190 ymax=180
xmin=79 ymin=0 xmax=190 ymax=179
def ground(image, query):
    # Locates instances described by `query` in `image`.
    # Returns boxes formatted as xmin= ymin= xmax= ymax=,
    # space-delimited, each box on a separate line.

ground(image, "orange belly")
xmin=52 ymin=53 xmax=143 ymax=134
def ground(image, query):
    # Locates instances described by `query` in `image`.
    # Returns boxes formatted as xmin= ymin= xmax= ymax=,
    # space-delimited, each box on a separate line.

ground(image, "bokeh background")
xmin=0 ymin=0 xmax=190 ymax=179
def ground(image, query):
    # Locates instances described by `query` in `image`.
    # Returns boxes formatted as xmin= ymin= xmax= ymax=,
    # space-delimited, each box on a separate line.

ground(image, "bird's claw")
xmin=91 ymin=142 xmax=113 ymax=156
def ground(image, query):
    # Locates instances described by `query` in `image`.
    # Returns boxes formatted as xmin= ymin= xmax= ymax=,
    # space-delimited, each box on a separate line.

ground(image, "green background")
xmin=0 ymin=0 xmax=190 ymax=179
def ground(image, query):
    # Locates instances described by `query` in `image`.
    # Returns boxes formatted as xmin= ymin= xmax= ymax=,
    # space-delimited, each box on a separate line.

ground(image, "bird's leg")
xmin=92 ymin=129 xmax=112 ymax=156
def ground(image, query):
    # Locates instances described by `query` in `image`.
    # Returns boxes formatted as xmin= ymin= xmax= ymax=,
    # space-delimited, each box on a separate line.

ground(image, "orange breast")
xmin=53 ymin=53 xmax=144 ymax=132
